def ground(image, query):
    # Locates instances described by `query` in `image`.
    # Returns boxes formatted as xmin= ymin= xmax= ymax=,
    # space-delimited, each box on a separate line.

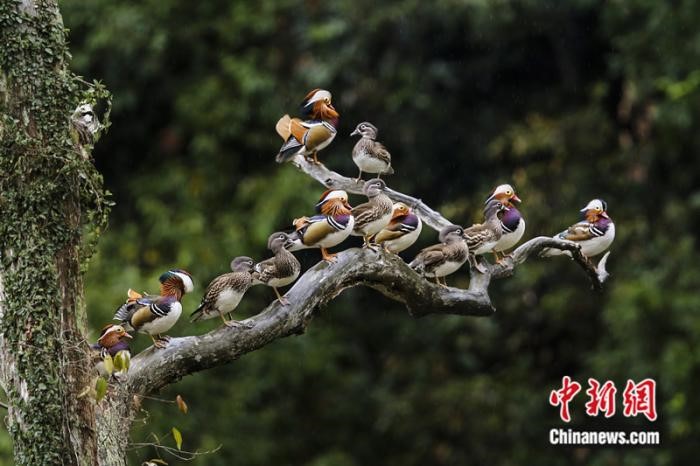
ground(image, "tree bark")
xmin=0 ymin=0 xmax=106 ymax=464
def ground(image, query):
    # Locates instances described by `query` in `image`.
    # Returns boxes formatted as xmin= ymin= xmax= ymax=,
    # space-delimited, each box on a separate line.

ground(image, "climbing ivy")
xmin=0 ymin=0 xmax=111 ymax=464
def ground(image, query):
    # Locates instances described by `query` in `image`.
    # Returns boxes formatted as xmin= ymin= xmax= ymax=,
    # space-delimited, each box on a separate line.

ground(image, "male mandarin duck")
xmin=286 ymin=189 xmax=355 ymax=262
xmin=191 ymin=256 xmax=256 ymax=327
xmin=486 ymin=184 xmax=525 ymax=261
xmin=350 ymin=122 xmax=394 ymax=181
xmin=370 ymin=202 xmax=422 ymax=253
xmin=462 ymin=199 xmax=509 ymax=272
xmin=91 ymin=324 xmax=132 ymax=377
xmin=409 ymin=225 xmax=468 ymax=287
xmin=253 ymin=232 xmax=301 ymax=305
xmin=541 ymin=199 xmax=615 ymax=258
xmin=113 ymin=269 xmax=194 ymax=348
xmin=351 ymin=178 xmax=394 ymax=248
xmin=275 ymin=89 xmax=339 ymax=164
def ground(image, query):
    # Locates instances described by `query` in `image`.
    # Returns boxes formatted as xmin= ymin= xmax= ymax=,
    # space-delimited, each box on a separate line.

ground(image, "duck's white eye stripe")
xmin=174 ymin=272 xmax=194 ymax=293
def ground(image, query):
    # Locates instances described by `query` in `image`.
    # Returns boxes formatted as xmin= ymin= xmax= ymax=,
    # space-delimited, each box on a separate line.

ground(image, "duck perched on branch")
xmin=541 ymin=199 xmax=615 ymax=258
xmin=191 ymin=256 xmax=256 ymax=327
xmin=275 ymin=89 xmax=339 ymax=164
xmin=410 ymin=225 xmax=468 ymax=286
xmin=462 ymin=200 xmax=508 ymax=272
xmin=114 ymin=269 xmax=194 ymax=348
xmin=350 ymin=122 xmax=393 ymax=181
xmin=287 ymin=189 xmax=355 ymax=262
xmin=351 ymin=179 xmax=394 ymax=249
xmin=485 ymin=184 xmax=525 ymax=262
xmin=371 ymin=202 xmax=422 ymax=253
xmin=253 ymin=232 xmax=301 ymax=305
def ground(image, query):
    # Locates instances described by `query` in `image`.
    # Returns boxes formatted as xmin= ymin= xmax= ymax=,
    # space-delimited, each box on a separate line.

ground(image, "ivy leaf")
xmin=95 ymin=377 xmax=108 ymax=402
xmin=102 ymin=354 xmax=114 ymax=375
xmin=172 ymin=427 xmax=183 ymax=450
xmin=176 ymin=395 xmax=188 ymax=414
xmin=113 ymin=350 xmax=130 ymax=372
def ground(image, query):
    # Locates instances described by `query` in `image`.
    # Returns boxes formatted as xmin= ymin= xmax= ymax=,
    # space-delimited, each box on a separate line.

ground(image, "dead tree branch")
xmin=124 ymin=157 xmax=609 ymax=396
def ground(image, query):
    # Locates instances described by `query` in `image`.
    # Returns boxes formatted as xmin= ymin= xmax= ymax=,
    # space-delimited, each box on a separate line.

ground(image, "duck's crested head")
xmin=439 ymin=224 xmax=464 ymax=243
xmin=391 ymin=202 xmax=411 ymax=218
xmin=97 ymin=324 xmax=132 ymax=348
xmin=350 ymin=122 xmax=378 ymax=139
xmin=301 ymin=88 xmax=339 ymax=121
xmin=267 ymin=231 xmax=291 ymax=252
xmin=580 ymin=198 xmax=609 ymax=220
xmin=363 ymin=178 xmax=386 ymax=198
xmin=483 ymin=199 xmax=509 ymax=219
xmin=486 ymin=183 xmax=521 ymax=205
xmin=159 ymin=269 xmax=194 ymax=297
xmin=230 ymin=256 xmax=255 ymax=273
xmin=315 ymin=189 xmax=352 ymax=214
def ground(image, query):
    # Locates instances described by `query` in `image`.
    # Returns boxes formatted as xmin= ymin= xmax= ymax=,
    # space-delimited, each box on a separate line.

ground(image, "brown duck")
xmin=409 ymin=225 xmax=468 ymax=286
xmin=253 ymin=232 xmax=301 ymax=305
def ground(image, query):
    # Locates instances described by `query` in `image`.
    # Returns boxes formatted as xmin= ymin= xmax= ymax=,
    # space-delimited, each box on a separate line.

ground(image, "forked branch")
xmin=125 ymin=158 xmax=610 ymax=396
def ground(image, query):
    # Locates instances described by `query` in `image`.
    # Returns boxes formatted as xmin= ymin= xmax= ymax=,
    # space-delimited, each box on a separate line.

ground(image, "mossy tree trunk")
xmin=0 ymin=0 xmax=110 ymax=464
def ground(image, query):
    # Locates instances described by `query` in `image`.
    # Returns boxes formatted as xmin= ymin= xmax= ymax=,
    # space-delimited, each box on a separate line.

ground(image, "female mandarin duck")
xmin=91 ymin=324 xmax=132 ymax=377
xmin=351 ymin=178 xmax=394 ymax=248
xmin=191 ymin=256 xmax=256 ymax=327
xmin=541 ymin=199 xmax=615 ymax=258
xmin=370 ymin=202 xmax=422 ymax=253
xmin=462 ymin=200 xmax=508 ymax=272
xmin=287 ymin=189 xmax=355 ymax=262
xmin=275 ymin=89 xmax=339 ymax=164
xmin=410 ymin=225 xmax=468 ymax=286
xmin=253 ymin=232 xmax=301 ymax=305
xmin=486 ymin=184 xmax=525 ymax=261
xmin=350 ymin=122 xmax=394 ymax=181
xmin=113 ymin=269 xmax=194 ymax=348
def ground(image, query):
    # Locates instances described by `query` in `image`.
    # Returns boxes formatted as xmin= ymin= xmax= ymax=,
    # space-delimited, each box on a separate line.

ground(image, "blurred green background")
xmin=4 ymin=0 xmax=700 ymax=464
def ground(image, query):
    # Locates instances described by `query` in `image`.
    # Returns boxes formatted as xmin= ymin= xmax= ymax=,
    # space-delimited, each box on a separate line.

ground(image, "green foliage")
xmin=0 ymin=0 xmax=110 ymax=464
xmin=1 ymin=0 xmax=697 ymax=464
xmin=95 ymin=377 xmax=108 ymax=402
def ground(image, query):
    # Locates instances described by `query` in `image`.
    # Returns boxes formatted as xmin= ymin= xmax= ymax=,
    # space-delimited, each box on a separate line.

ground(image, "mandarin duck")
xmin=541 ymin=199 xmax=615 ymax=258
xmin=286 ymin=189 xmax=355 ymax=262
xmin=113 ymin=269 xmax=194 ymax=348
xmin=486 ymin=184 xmax=525 ymax=261
xmin=462 ymin=200 xmax=508 ymax=272
xmin=275 ymin=89 xmax=339 ymax=164
xmin=350 ymin=122 xmax=394 ymax=181
xmin=191 ymin=256 xmax=256 ymax=328
xmin=91 ymin=324 xmax=132 ymax=378
xmin=409 ymin=225 xmax=468 ymax=286
xmin=370 ymin=202 xmax=422 ymax=253
xmin=351 ymin=178 xmax=394 ymax=248
xmin=253 ymin=232 xmax=301 ymax=305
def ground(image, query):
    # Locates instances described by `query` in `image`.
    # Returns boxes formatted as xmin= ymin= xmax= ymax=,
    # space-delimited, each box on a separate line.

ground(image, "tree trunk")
xmin=0 ymin=0 xmax=107 ymax=464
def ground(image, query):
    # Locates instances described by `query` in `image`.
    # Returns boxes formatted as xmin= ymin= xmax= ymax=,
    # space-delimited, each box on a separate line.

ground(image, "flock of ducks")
xmin=92 ymin=89 xmax=616 ymax=373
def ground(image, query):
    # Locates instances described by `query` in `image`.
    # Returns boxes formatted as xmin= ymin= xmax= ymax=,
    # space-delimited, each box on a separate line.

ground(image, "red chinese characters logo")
xmin=550 ymin=377 xmax=657 ymax=422
xmin=622 ymin=378 xmax=657 ymax=422
xmin=549 ymin=376 xmax=581 ymax=423
xmin=585 ymin=378 xmax=617 ymax=418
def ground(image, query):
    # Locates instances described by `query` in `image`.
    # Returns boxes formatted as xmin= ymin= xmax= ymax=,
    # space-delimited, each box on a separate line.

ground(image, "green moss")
xmin=0 ymin=0 xmax=111 ymax=464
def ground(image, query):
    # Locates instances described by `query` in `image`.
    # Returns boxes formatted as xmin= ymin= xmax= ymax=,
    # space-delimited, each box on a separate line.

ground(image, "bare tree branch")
xmin=122 ymin=158 xmax=611 ymax=396
xmin=290 ymin=156 xmax=451 ymax=231
xmin=488 ymin=236 xmax=610 ymax=290
xmin=127 ymin=248 xmax=494 ymax=395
